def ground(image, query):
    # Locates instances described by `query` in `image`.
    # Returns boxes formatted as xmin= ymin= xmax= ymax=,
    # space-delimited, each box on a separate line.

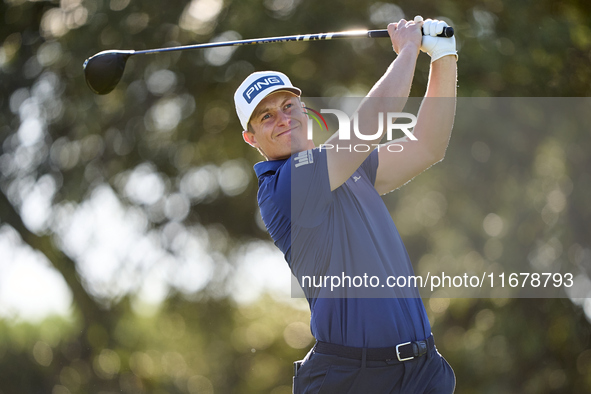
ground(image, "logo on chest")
xmin=294 ymin=150 xmax=314 ymax=168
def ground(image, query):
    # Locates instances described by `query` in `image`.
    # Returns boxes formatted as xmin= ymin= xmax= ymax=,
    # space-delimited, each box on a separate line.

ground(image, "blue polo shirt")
xmin=255 ymin=148 xmax=431 ymax=348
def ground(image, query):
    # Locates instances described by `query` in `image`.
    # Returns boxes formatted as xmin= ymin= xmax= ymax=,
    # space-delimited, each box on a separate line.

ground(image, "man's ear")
xmin=242 ymin=130 xmax=258 ymax=148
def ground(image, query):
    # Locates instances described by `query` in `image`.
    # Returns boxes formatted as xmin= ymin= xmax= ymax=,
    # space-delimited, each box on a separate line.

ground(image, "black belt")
xmin=314 ymin=335 xmax=435 ymax=363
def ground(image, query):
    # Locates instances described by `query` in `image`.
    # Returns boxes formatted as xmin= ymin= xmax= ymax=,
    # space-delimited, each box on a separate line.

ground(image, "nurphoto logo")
xmin=304 ymin=107 xmax=418 ymax=153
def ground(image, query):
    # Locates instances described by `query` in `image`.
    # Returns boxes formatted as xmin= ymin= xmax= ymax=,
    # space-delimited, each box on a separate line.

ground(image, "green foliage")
xmin=0 ymin=295 xmax=312 ymax=393
xmin=1 ymin=0 xmax=590 ymax=392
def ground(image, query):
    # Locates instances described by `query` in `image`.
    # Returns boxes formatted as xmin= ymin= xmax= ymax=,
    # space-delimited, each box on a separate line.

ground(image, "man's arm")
xmin=374 ymin=42 xmax=457 ymax=195
xmin=325 ymin=19 xmax=422 ymax=191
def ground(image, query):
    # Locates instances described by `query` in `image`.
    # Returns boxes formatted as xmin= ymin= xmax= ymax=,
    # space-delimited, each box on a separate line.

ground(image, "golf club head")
xmin=83 ymin=50 xmax=134 ymax=95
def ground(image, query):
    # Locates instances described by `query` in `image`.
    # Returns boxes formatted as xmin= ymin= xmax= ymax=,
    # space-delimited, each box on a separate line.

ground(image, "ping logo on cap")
xmin=242 ymin=76 xmax=284 ymax=104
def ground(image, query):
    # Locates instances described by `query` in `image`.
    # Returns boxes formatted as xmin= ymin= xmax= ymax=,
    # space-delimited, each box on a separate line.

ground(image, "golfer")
xmin=234 ymin=17 xmax=457 ymax=393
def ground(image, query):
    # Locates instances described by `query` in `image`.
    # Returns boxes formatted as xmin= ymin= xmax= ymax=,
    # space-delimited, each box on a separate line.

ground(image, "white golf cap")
xmin=234 ymin=71 xmax=301 ymax=130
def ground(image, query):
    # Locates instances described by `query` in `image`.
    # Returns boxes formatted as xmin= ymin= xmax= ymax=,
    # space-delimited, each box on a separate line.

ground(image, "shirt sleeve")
xmin=358 ymin=149 xmax=379 ymax=186
xmin=290 ymin=148 xmax=333 ymax=227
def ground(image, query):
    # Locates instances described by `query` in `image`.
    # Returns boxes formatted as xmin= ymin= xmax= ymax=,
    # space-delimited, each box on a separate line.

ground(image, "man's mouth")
xmin=275 ymin=129 xmax=292 ymax=138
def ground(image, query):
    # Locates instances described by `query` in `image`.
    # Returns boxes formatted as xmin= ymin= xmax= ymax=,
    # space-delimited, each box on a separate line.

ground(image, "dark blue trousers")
xmin=293 ymin=344 xmax=455 ymax=394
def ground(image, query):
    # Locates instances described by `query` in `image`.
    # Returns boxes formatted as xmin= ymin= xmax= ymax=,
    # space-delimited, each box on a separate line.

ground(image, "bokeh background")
xmin=1 ymin=0 xmax=591 ymax=393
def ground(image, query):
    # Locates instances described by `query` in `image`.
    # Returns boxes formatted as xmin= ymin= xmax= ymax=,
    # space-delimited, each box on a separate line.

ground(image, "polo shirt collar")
xmin=254 ymin=159 xmax=287 ymax=178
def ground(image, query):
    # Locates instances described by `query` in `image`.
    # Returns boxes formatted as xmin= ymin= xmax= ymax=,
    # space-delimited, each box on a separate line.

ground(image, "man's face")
xmin=243 ymin=91 xmax=313 ymax=160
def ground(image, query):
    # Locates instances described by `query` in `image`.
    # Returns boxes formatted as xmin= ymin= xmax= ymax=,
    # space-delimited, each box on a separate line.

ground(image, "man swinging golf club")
xmin=234 ymin=16 xmax=457 ymax=393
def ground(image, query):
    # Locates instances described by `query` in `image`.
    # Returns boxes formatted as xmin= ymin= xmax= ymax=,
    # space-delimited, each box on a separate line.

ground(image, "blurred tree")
xmin=0 ymin=0 xmax=590 ymax=392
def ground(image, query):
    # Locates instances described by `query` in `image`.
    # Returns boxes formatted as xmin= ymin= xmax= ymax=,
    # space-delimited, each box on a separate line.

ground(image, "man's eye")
xmin=262 ymin=113 xmax=271 ymax=121
xmin=284 ymin=103 xmax=292 ymax=109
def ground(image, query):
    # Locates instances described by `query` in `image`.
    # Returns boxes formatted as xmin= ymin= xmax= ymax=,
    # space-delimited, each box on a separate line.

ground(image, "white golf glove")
xmin=419 ymin=18 xmax=457 ymax=62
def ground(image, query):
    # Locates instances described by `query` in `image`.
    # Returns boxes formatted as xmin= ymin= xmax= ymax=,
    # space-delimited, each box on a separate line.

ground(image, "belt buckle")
xmin=396 ymin=342 xmax=414 ymax=362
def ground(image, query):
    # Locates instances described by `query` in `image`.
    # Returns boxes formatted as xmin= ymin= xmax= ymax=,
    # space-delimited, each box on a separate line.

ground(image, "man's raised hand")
xmin=420 ymin=18 xmax=458 ymax=62
xmin=387 ymin=19 xmax=422 ymax=55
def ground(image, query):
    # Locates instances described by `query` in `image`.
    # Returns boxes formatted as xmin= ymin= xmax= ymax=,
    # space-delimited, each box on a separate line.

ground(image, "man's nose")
xmin=276 ymin=109 xmax=291 ymax=126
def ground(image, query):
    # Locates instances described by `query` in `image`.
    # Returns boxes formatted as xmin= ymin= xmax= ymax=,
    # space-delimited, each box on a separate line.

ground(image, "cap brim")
xmin=264 ymin=87 xmax=301 ymax=99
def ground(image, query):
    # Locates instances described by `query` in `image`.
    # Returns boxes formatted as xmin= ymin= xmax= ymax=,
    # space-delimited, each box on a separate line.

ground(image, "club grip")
xmin=368 ymin=26 xmax=454 ymax=38
xmin=437 ymin=26 xmax=454 ymax=38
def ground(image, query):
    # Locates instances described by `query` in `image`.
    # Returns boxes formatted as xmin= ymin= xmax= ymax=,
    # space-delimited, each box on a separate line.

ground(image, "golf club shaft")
xmin=131 ymin=28 xmax=453 ymax=56
xmin=83 ymin=26 xmax=454 ymax=95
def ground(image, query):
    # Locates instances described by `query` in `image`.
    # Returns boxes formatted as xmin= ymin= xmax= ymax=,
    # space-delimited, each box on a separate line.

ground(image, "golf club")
xmin=83 ymin=27 xmax=454 ymax=95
